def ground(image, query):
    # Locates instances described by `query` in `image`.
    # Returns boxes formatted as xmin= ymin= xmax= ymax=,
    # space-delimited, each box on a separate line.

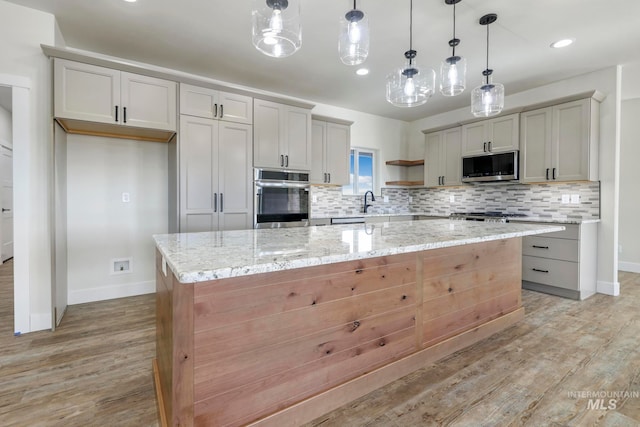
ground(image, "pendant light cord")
xmin=452 ymin=2 xmax=456 ymax=57
xmin=485 ymin=23 xmax=490 ymax=85
xmin=409 ymin=0 xmax=413 ymax=65
xmin=353 ymin=0 xmax=357 ymax=9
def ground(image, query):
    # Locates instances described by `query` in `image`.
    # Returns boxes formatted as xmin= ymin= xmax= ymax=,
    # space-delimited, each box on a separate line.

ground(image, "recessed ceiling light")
xmin=356 ymin=68 xmax=369 ymax=76
xmin=551 ymin=39 xmax=574 ymax=49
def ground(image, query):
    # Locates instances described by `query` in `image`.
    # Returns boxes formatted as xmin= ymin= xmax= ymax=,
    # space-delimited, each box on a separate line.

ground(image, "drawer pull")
xmin=532 ymin=245 xmax=549 ymax=249
xmin=532 ymin=268 xmax=549 ymax=273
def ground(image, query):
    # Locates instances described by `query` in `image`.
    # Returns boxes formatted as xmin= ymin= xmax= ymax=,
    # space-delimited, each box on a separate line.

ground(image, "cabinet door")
xmin=461 ymin=122 xmax=486 ymax=156
xmin=424 ymin=131 xmax=442 ymax=187
xmin=179 ymin=115 xmax=218 ymax=232
xmin=121 ymin=72 xmax=176 ymax=131
xmin=325 ymin=123 xmax=350 ymax=185
xmin=54 ymin=59 xmax=120 ymax=124
xmin=442 ymin=127 xmax=462 ymax=186
xmin=488 ymin=113 xmax=519 ymax=152
xmin=553 ymin=99 xmax=590 ymax=181
xmin=253 ymin=99 xmax=282 ymax=168
xmin=520 ymin=107 xmax=552 ymax=183
xmin=218 ymin=122 xmax=253 ymax=231
xmin=283 ymin=105 xmax=312 ymax=170
xmin=219 ymin=92 xmax=253 ymax=124
xmin=180 ymin=83 xmax=218 ymax=119
xmin=310 ymin=120 xmax=326 ymax=184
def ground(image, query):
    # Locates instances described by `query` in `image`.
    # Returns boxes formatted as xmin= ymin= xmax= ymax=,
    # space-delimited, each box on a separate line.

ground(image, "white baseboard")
xmin=68 ymin=280 xmax=155 ymax=305
xmin=30 ymin=312 xmax=52 ymax=332
xmin=597 ymin=280 xmax=620 ymax=296
xmin=619 ymin=261 xmax=640 ymax=274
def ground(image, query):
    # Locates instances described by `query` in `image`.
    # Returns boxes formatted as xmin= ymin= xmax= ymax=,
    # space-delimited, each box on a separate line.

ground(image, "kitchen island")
xmin=153 ymin=219 xmax=563 ymax=427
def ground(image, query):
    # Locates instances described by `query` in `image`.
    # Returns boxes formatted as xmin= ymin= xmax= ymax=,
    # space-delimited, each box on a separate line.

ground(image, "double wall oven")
xmin=254 ymin=168 xmax=310 ymax=228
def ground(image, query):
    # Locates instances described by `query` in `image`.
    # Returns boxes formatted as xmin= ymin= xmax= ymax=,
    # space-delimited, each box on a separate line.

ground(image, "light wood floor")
xmin=1 ymin=260 xmax=639 ymax=426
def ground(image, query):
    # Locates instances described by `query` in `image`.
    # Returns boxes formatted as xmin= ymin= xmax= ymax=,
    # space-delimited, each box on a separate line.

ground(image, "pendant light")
xmin=252 ymin=0 xmax=301 ymax=58
xmin=440 ymin=0 xmax=466 ymax=96
xmin=339 ymin=0 xmax=369 ymax=65
xmin=386 ymin=0 xmax=435 ymax=108
xmin=471 ymin=13 xmax=504 ymax=117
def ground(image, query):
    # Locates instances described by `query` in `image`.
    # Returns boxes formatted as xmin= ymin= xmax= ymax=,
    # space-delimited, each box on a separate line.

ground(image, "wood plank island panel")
xmin=155 ymin=238 xmax=525 ymax=427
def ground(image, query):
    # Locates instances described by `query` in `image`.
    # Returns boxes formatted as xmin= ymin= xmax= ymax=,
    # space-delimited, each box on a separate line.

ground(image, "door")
xmin=1 ymin=145 xmax=12 ymax=261
xmin=180 ymin=83 xmax=219 ymax=119
xmin=218 ymin=92 xmax=253 ymax=124
xmin=442 ymin=127 xmax=462 ymax=186
xmin=553 ymin=99 xmax=590 ymax=181
xmin=283 ymin=105 xmax=312 ymax=171
xmin=54 ymin=58 xmax=120 ymax=124
xmin=461 ymin=121 xmax=486 ymax=156
xmin=488 ymin=114 xmax=519 ymax=153
xmin=310 ymin=120 xmax=325 ymax=183
xmin=325 ymin=123 xmax=350 ymax=185
xmin=424 ymin=131 xmax=442 ymax=187
xmin=121 ymin=72 xmax=177 ymax=131
xmin=218 ymin=122 xmax=253 ymax=230
xmin=180 ymin=115 xmax=219 ymax=232
xmin=520 ymin=107 xmax=552 ymax=183
xmin=253 ymin=99 xmax=282 ymax=168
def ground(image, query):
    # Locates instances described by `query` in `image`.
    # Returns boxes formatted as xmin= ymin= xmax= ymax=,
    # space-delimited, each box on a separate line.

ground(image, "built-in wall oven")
xmin=254 ymin=168 xmax=310 ymax=228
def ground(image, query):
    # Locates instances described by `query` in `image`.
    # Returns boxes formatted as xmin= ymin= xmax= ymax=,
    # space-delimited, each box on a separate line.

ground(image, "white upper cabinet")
xmin=461 ymin=113 xmax=519 ymax=156
xmin=520 ymin=98 xmax=599 ymax=183
xmin=253 ymin=99 xmax=312 ymax=170
xmin=54 ymin=58 xmax=176 ymax=131
xmin=179 ymin=83 xmax=252 ymax=124
xmin=311 ymin=119 xmax=351 ymax=185
xmin=424 ymin=127 xmax=462 ymax=187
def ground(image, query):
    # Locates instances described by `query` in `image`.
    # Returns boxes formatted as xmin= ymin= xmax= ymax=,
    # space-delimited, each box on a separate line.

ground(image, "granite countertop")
xmin=508 ymin=216 xmax=600 ymax=224
xmin=154 ymin=219 xmax=564 ymax=284
xmin=313 ymin=212 xmax=599 ymax=224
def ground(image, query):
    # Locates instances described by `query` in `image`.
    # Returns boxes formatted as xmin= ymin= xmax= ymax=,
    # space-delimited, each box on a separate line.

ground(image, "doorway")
xmin=0 ymin=88 xmax=14 ymax=263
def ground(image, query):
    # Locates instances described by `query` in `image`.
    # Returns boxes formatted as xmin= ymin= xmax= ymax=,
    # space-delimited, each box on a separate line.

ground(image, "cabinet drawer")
xmin=522 ymin=256 xmax=579 ymax=290
xmin=522 ymin=236 xmax=578 ymax=262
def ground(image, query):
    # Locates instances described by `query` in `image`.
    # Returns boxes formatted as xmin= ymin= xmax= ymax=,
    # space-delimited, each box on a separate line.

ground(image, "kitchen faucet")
xmin=363 ymin=191 xmax=375 ymax=213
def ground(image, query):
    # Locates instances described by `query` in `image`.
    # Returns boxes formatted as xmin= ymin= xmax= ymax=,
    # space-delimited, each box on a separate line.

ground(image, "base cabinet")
xmin=311 ymin=118 xmax=351 ymax=184
xmin=424 ymin=127 xmax=462 ymax=187
xmin=179 ymin=115 xmax=253 ymax=232
xmin=522 ymin=221 xmax=598 ymax=300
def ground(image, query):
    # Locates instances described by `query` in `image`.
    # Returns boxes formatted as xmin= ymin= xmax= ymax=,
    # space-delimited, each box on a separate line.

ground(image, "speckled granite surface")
xmin=154 ymin=219 xmax=564 ymax=284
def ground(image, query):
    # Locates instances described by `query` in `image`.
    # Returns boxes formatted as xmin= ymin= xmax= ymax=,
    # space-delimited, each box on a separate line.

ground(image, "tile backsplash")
xmin=310 ymin=181 xmax=600 ymax=220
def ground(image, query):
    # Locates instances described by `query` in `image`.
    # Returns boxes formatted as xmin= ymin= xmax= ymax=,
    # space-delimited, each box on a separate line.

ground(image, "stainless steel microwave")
xmin=462 ymin=150 xmax=519 ymax=183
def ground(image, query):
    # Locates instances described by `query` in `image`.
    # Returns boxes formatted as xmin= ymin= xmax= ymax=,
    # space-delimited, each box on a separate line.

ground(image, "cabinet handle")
xmin=220 ymin=104 xmax=224 ymax=119
xmin=2 ymin=208 xmax=10 ymax=212
xmin=328 ymin=173 xmax=331 ymax=183
xmin=532 ymin=245 xmax=549 ymax=249
xmin=285 ymin=155 xmax=289 ymax=167
xmin=220 ymin=193 xmax=224 ymax=212
xmin=123 ymin=107 xmax=127 ymax=124
xmin=115 ymin=106 xmax=118 ymax=122
xmin=280 ymin=155 xmax=284 ymax=167
xmin=441 ymin=176 xmax=445 ymax=185
xmin=214 ymin=103 xmax=218 ymax=118
xmin=552 ymin=167 xmax=556 ymax=180
xmin=483 ymin=142 xmax=487 ymax=152
xmin=546 ymin=168 xmax=550 ymax=180
xmin=532 ymin=268 xmax=549 ymax=273
xmin=488 ymin=141 xmax=492 ymax=152
xmin=213 ymin=193 xmax=217 ymax=212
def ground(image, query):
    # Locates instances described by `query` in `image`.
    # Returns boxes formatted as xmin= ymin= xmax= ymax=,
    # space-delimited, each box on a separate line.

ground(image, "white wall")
xmin=311 ymin=103 xmax=409 ymax=194
xmin=66 ymin=135 xmax=168 ymax=304
xmin=619 ymin=99 xmax=640 ymax=272
xmin=408 ymin=67 xmax=621 ymax=296
xmin=0 ymin=0 xmax=56 ymax=331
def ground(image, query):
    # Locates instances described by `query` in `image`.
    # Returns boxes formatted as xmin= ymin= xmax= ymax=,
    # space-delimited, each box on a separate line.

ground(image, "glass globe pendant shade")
xmin=440 ymin=55 xmax=466 ymax=96
xmin=252 ymin=0 xmax=301 ymax=58
xmin=471 ymin=76 xmax=504 ymax=117
xmin=338 ymin=9 xmax=369 ymax=65
xmin=386 ymin=54 xmax=435 ymax=108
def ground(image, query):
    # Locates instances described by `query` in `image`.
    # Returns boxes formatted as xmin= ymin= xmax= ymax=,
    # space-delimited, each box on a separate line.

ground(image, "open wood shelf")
xmin=385 ymin=159 xmax=425 ymax=166
xmin=385 ymin=180 xmax=425 ymax=186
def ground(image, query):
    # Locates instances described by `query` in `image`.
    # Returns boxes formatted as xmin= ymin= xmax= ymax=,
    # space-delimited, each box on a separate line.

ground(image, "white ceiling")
xmin=7 ymin=0 xmax=640 ymax=122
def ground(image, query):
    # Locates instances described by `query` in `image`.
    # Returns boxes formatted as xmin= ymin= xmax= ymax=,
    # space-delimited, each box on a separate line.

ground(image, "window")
xmin=342 ymin=148 xmax=376 ymax=195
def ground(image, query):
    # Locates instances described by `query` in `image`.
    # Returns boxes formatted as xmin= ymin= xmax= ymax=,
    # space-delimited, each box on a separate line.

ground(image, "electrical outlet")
xmin=561 ymin=194 xmax=570 ymax=204
xmin=312 ymin=195 xmax=318 ymax=203
xmin=384 ymin=196 xmax=389 ymax=203
xmin=449 ymin=194 xmax=455 ymax=203
xmin=570 ymin=194 xmax=580 ymax=204
xmin=122 ymin=192 xmax=130 ymax=203
xmin=409 ymin=196 xmax=413 ymax=203
xmin=111 ymin=257 xmax=132 ymax=275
